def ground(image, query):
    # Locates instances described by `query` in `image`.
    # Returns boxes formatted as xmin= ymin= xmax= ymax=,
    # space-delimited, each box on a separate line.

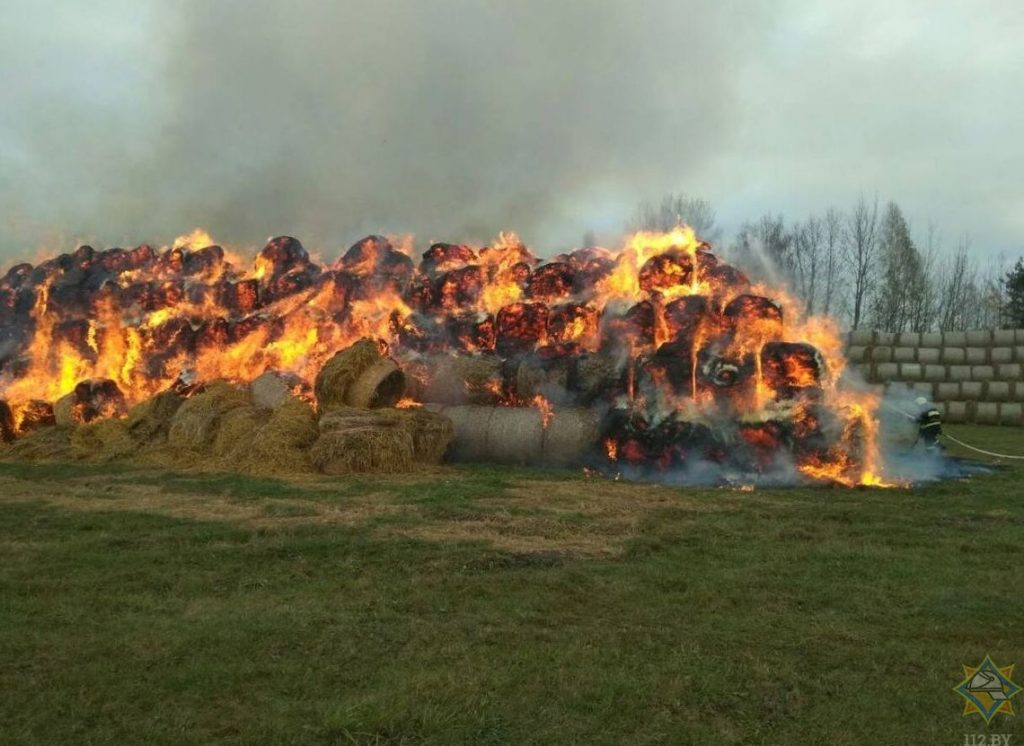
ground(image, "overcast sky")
xmin=0 ymin=0 xmax=1021 ymax=264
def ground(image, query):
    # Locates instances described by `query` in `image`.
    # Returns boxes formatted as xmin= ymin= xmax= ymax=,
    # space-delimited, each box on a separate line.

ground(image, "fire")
xmin=0 ymin=225 xmax=888 ymax=485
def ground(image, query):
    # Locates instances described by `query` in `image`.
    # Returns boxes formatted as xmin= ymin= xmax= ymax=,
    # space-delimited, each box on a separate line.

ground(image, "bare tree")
xmin=630 ymin=193 xmax=720 ymax=242
xmin=842 ymin=195 xmax=880 ymax=329
xmin=731 ymin=214 xmax=793 ymax=286
xmin=935 ymin=236 xmax=977 ymax=330
xmin=820 ymin=207 xmax=844 ymax=317
xmin=791 ymin=215 xmax=825 ymax=314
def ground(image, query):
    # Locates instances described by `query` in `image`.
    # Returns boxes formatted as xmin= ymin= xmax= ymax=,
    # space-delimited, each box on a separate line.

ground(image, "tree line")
xmin=628 ymin=193 xmax=1024 ymax=331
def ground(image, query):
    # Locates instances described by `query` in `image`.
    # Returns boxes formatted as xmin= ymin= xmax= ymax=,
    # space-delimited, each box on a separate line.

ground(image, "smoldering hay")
xmin=0 ymin=226 xmax=891 ymax=485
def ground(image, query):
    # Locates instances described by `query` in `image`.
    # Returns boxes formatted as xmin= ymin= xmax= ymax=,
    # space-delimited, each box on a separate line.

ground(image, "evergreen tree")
xmin=1004 ymin=258 xmax=1024 ymax=328
xmin=870 ymin=202 xmax=928 ymax=333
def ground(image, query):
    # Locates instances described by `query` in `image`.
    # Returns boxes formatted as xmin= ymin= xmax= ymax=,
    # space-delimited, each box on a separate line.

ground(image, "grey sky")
xmin=0 ymin=0 xmax=1021 ymax=263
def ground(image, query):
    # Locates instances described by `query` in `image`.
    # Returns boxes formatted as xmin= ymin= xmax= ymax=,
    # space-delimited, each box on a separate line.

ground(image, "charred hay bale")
xmin=314 ymin=339 xmax=405 ymax=411
xmin=0 ymin=400 xmax=14 ymax=443
xmin=310 ymin=427 xmax=414 ymax=475
xmin=15 ymin=400 xmax=56 ymax=435
xmin=403 ymin=353 xmax=503 ymax=405
xmin=54 ymin=379 xmax=127 ymax=427
xmin=496 ymin=302 xmax=549 ymax=356
xmin=420 ymin=242 xmax=477 ymax=276
xmin=70 ymin=418 xmax=136 ymax=463
xmin=167 ymin=381 xmax=251 ymax=451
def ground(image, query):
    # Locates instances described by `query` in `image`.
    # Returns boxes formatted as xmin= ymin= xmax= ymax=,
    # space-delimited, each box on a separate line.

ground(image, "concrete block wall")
xmin=845 ymin=328 xmax=1024 ymax=426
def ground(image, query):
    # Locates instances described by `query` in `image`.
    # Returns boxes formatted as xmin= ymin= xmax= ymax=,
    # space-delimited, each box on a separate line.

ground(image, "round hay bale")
xmin=541 ymin=408 xmax=598 ymax=467
xmin=382 ymin=407 xmax=454 ymax=465
xmin=250 ymin=371 xmax=296 ymax=409
xmin=574 ymin=353 xmax=620 ymax=401
xmin=515 ymin=358 xmax=570 ymax=400
xmin=892 ymin=347 xmax=916 ymax=363
xmin=1000 ymin=402 xmax=1023 ymax=426
xmin=241 ymin=397 xmax=319 ymax=474
xmin=991 ymin=347 xmax=1014 ymax=365
xmin=212 ymin=406 xmax=266 ymax=458
xmin=167 ymin=381 xmax=251 ymax=451
xmin=436 ymin=405 xmax=495 ymax=461
xmin=345 ymin=357 xmax=405 ymax=408
xmin=318 ymin=406 xmax=401 ymax=433
xmin=403 ymin=354 xmax=503 ymax=405
xmin=916 ymin=348 xmax=940 ymax=365
xmin=485 ymin=407 xmax=544 ymax=465
xmin=8 ymin=425 xmax=73 ymax=461
xmin=310 ymin=426 xmax=414 ymax=474
xmin=314 ymin=339 xmax=388 ymax=411
xmin=70 ymin=419 xmax=136 ymax=463
xmin=126 ymin=390 xmax=184 ymax=443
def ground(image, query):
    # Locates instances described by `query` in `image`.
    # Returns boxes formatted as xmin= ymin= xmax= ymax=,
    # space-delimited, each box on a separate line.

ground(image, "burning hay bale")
xmin=314 ymin=339 xmax=406 ymax=411
xmin=53 ymin=379 xmax=127 ymax=427
xmin=0 ymin=400 xmax=13 ymax=443
xmin=310 ymin=427 xmax=414 ymax=474
xmin=166 ymin=381 xmax=251 ymax=452
xmin=402 ymin=353 xmax=503 ymax=405
xmin=0 ymin=225 xmax=884 ymax=484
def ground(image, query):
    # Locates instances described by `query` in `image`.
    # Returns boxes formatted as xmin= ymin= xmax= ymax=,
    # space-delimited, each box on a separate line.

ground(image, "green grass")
xmin=0 ymin=426 xmax=1022 ymax=744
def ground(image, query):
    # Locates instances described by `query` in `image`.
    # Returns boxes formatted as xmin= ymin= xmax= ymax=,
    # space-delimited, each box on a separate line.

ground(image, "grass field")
xmin=1 ymin=424 xmax=1023 ymax=744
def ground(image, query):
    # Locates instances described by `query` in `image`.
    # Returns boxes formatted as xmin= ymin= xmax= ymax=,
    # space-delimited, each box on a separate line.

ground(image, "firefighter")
xmin=915 ymin=396 xmax=944 ymax=452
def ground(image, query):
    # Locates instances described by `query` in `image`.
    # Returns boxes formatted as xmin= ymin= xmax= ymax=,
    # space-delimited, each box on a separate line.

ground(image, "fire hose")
xmin=881 ymin=400 xmax=1024 ymax=461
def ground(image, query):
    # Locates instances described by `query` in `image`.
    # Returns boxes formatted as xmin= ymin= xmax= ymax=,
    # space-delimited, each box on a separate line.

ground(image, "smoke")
xmin=0 ymin=0 xmax=782 ymax=260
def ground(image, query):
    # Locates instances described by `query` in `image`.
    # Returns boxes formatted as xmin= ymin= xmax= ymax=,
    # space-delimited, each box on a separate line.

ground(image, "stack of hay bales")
xmin=845 ymin=328 xmax=1024 ymax=426
xmin=309 ymin=339 xmax=455 ymax=474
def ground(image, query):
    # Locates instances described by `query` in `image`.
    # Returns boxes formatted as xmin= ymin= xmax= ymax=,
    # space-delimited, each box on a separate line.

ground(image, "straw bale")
xmin=1000 ymin=402 xmax=1023 ymax=426
xmin=486 ymin=407 xmax=544 ymax=465
xmin=70 ymin=419 xmax=136 ymax=463
xmin=241 ymin=397 xmax=319 ymax=474
xmin=310 ymin=426 xmax=414 ymax=474
xmin=916 ymin=348 xmax=940 ymax=365
xmin=541 ymin=409 xmax=598 ymax=467
xmin=381 ymin=407 xmax=454 ymax=464
xmin=436 ymin=405 xmax=495 ymax=461
xmin=314 ymin=339 xmax=385 ymax=411
xmin=941 ymin=348 xmax=966 ymax=364
xmin=167 ymin=381 xmax=251 ymax=451
xmin=126 ymin=390 xmax=184 ymax=443
xmin=6 ymin=426 xmax=73 ymax=461
xmin=345 ymin=358 xmax=405 ymax=408
xmin=990 ymin=347 xmax=1013 ymax=365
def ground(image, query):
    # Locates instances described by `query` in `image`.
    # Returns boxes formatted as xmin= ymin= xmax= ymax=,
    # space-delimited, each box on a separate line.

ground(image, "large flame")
xmin=0 ymin=226 xmax=887 ymax=485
